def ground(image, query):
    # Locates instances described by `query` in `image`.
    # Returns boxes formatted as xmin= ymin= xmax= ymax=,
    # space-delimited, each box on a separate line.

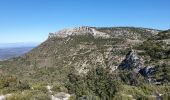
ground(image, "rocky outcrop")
xmin=119 ymin=49 xmax=144 ymax=70
xmin=46 ymin=85 xmax=71 ymax=100
xmin=139 ymin=66 xmax=155 ymax=78
xmin=119 ymin=49 xmax=156 ymax=79
xmin=49 ymin=26 xmax=111 ymax=38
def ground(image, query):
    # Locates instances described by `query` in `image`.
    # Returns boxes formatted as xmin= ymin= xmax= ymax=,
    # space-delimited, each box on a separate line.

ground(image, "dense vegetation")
xmin=136 ymin=40 xmax=170 ymax=59
xmin=66 ymin=65 xmax=170 ymax=100
xmin=154 ymin=30 xmax=170 ymax=40
xmin=0 ymin=75 xmax=51 ymax=100
xmin=66 ymin=67 xmax=121 ymax=99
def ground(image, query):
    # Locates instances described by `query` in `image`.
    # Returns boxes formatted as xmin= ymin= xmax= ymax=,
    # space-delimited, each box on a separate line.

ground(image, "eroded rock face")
xmin=49 ymin=26 xmax=111 ymax=38
xmin=139 ymin=66 xmax=155 ymax=78
xmin=119 ymin=49 xmax=144 ymax=70
xmin=119 ymin=49 xmax=156 ymax=80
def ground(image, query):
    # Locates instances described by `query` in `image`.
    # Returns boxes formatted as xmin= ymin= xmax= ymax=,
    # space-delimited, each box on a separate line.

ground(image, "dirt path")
xmin=46 ymin=85 xmax=71 ymax=100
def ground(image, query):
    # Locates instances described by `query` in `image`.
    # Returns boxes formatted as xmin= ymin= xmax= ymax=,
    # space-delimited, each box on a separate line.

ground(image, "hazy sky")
xmin=0 ymin=0 xmax=170 ymax=43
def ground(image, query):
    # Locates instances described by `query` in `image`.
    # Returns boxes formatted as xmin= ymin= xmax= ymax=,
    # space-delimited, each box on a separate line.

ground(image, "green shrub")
xmin=136 ymin=40 xmax=168 ymax=59
xmin=0 ymin=75 xmax=30 ymax=94
xmin=113 ymin=93 xmax=132 ymax=100
xmin=67 ymin=67 xmax=122 ymax=99
xmin=17 ymin=81 xmax=30 ymax=91
xmin=6 ymin=93 xmax=29 ymax=100
xmin=137 ymin=96 xmax=156 ymax=100
xmin=68 ymin=95 xmax=76 ymax=100
xmin=31 ymin=92 xmax=51 ymax=100
xmin=0 ymin=87 xmax=18 ymax=94
xmin=6 ymin=90 xmax=51 ymax=100
xmin=32 ymin=83 xmax=48 ymax=93
xmin=162 ymin=93 xmax=170 ymax=100
xmin=52 ymin=83 xmax=68 ymax=93
xmin=0 ymin=75 xmax=17 ymax=89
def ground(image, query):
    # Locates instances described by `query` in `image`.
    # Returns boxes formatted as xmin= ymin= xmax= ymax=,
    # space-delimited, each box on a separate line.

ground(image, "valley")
xmin=0 ymin=47 xmax=35 ymax=61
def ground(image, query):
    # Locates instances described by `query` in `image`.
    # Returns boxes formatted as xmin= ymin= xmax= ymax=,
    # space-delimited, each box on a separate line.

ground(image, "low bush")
xmin=66 ymin=67 xmax=122 ymax=99
xmin=32 ymin=83 xmax=48 ymax=93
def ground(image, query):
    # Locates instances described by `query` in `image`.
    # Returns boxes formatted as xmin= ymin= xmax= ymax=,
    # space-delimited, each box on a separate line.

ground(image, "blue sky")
xmin=0 ymin=0 xmax=170 ymax=43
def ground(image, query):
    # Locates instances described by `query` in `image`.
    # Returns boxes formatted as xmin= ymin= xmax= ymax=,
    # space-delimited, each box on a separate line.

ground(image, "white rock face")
xmin=0 ymin=95 xmax=5 ymax=100
xmin=46 ymin=85 xmax=71 ymax=100
xmin=162 ymin=39 xmax=170 ymax=45
xmin=49 ymin=26 xmax=111 ymax=38
xmin=51 ymin=92 xmax=71 ymax=100
xmin=0 ymin=94 xmax=12 ymax=100
xmin=119 ymin=49 xmax=144 ymax=70
xmin=47 ymin=85 xmax=52 ymax=93
xmin=91 ymin=28 xmax=110 ymax=38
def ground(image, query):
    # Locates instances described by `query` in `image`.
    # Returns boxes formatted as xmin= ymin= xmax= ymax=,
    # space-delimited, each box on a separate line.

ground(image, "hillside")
xmin=0 ymin=27 xmax=160 ymax=79
xmin=0 ymin=26 xmax=170 ymax=100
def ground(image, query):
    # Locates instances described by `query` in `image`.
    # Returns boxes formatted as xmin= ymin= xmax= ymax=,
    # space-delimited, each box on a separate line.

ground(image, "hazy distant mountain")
xmin=0 ymin=47 xmax=35 ymax=61
xmin=0 ymin=42 xmax=40 ymax=48
xmin=0 ymin=42 xmax=39 ymax=61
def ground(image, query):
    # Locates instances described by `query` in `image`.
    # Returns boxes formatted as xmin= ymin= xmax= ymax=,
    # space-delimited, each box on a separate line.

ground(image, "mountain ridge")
xmin=0 ymin=26 xmax=170 ymax=99
xmin=0 ymin=26 xmax=168 ymax=76
xmin=49 ymin=26 xmax=160 ymax=39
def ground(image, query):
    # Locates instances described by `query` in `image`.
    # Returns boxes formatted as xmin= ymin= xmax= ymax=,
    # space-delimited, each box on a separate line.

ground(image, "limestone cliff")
xmin=48 ymin=26 xmax=110 ymax=38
